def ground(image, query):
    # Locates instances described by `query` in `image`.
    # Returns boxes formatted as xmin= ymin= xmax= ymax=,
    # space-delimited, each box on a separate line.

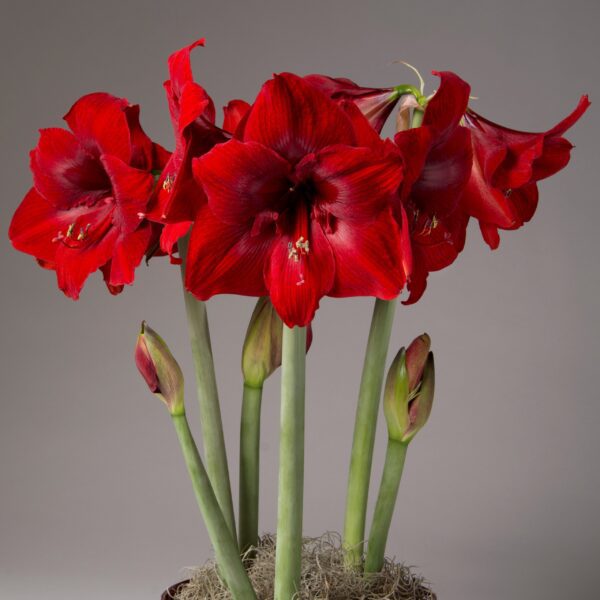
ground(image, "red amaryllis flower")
xmin=394 ymin=71 xmax=473 ymax=304
xmin=187 ymin=73 xmax=407 ymax=327
xmin=9 ymin=93 xmax=169 ymax=298
xmin=462 ymin=96 xmax=590 ymax=248
xmin=147 ymin=39 xmax=251 ymax=260
xmin=303 ymin=75 xmax=402 ymax=133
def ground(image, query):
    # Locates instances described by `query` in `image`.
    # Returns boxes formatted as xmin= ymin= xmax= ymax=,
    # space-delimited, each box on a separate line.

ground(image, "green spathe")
xmin=242 ymin=297 xmax=283 ymax=388
xmin=135 ymin=321 xmax=184 ymax=416
xmin=384 ymin=343 xmax=434 ymax=444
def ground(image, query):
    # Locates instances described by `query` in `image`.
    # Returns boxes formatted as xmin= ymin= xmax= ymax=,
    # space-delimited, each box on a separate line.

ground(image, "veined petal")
xmin=265 ymin=210 xmax=335 ymax=327
xmin=160 ymin=221 xmax=192 ymax=263
xmin=107 ymin=223 xmax=153 ymax=286
xmin=101 ymin=155 xmax=154 ymax=233
xmin=462 ymin=158 xmax=518 ymax=228
xmin=124 ymin=104 xmax=156 ymax=170
xmin=167 ymin=39 xmax=206 ymax=99
xmin=194 ymin=139 xmax=292 ymax=224
xmin=307 ymin=144 xmax=402 ymax=223
xmin=63 ymin=93 xmax=131 ymax=162
xmin=423 ymin=72 xmax=471 ymax=141
xmin=30 ymin=128 xmax=111 ymax=209
xmin=327 ymin=209 xmax=405 ymax=298
xmin=411 ymin=126 xmax=472 ymax=217
xmin=243 ymin=73 xmax=354 ymax=163
xmin=9 ymin=188 xmax=68 ymax=263
xmin=185 ymin=204 xmax=271 ymax=299
xmin=53 ymin=203 xmax=118 ymax=299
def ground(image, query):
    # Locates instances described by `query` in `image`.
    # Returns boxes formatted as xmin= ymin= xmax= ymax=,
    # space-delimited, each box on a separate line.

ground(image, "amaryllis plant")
xmin=8 ymin=37 xmax=588 ymax=600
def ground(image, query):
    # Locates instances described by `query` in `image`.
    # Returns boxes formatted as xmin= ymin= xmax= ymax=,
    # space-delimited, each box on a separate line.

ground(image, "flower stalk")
xmin=365 ymin=338 xmax=435 ymax=572
xmin=172 ymin=413 xmax=257 ymax=600
xmin=238 ymin=382 xmax=263 ymax=552
xmin=178 ymin=233 xmax=236 ymax=539
xmin=364 ymin=438 xmax=408 ymax=573
xmin=342 ymin=297 xmax=397 ymax=567
xmin=274 ymin=325 xmax=307 ymax=600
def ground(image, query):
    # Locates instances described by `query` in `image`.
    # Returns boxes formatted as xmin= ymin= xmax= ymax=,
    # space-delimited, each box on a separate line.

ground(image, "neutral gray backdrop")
xmin=1 ymin=1 xmax=598 ymax=599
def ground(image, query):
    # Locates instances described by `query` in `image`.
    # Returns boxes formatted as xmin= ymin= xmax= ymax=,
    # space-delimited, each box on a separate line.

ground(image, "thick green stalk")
xmin=171 ymin=414 xmax=257 ymax=600
xmin=364 ymin=438 xmax=408 ymax=573
xmin=343 ymin=297 xmax=397 ymax=567
xmin=274 ymin=326 xmax=307 ymax=600
xmin=178 ymin=233 xmax=236 ymax=538
xmin=239 ymin=383 xmax=263 ymax=552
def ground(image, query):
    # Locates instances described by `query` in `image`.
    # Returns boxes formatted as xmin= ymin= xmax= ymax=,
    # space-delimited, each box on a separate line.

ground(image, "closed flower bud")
xmin=242 ymin=297 xmax=313 ymax=388
xmin=384 ymin=333 xmax=435 ymax=444
xmin=135 ymin=321 xmax=184 ymax=415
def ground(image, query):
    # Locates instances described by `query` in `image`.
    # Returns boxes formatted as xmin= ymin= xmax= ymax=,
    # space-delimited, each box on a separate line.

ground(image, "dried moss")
xmin=170 ymin=533 xmax=436 ymax=600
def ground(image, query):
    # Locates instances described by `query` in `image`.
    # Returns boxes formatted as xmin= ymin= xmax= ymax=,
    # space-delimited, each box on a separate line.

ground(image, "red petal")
xmin=223 ymin=99 xmax=251 ymax=134
xmin=106 ymin=223 xmax=153 ymax=286
xmin=326 ymin=208 xmax=405 ymax=299
xmin=101 ymin=155 xmax=154 ymax=233
xmin=411 ymin=126 xmax=473 ymax=217
xmin=194 ymin=139 xmax=292 ymax=224
xmin=30 ymin=128 xmax=110 ymax=209
xmin=9 ymin=188 xmax=63 ymax=263
xmin=265 ymin=209 xmax=335 ymax=327
xmin=168 ymin=39 xmax=206 ymax=99
xmin=462 ymin=159 xmax=518 ymax=228
xmin=64 ymin=93 xmax=131 ymax=162
xmin=403 ymin=210 xmax=468 ymax=304
xmin=480 ymin=222 xmax=500 ymax=250
xmin=160 ymin=221 xmax=193 ymax=263
xmin=544 ymin=95 xmax=591 ymax=137
xmin=124 ymin=104 xmax=155 ymax=170
xmin=303 ymin=74 xmax=398 ymax=133
xmin=423 ymin=72 xmax=471 ymax=140
xmin=53 ymin=205 xmax=118 ymax=299
xmin=243 ymin=73 xmax=354 ymax=163
xmin=185 ymin=204 xmax=271 ymax=299
xmin=307 ymin=144 xmax=402 ymax=223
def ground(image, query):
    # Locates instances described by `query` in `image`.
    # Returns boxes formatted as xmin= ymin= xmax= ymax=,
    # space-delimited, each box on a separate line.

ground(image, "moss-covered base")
xmin=165 ymin=533 xmax=436 ymax=600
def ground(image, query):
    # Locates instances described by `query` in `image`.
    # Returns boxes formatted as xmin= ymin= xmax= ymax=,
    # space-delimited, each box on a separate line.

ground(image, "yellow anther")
xmin=66 ymin=223 xmax=76 ymax=239
xmin=295 ymin=236 xmax=310 ymax=255
xmin=162 ymin=174 xmax=175 ymax=192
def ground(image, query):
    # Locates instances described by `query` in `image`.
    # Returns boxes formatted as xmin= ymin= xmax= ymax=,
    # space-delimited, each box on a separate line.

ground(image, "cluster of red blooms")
xmin=9 ymin=39 xmax=589 ymax=327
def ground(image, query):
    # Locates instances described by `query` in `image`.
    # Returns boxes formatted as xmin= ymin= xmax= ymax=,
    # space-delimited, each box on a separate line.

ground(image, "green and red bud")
xmin=383 ymin=333 xmax=435 ymax=444
xmin=135 ymin=321 xmax=184 ymax=416
xmin=242 ymin=297 xmax=312 ymax=388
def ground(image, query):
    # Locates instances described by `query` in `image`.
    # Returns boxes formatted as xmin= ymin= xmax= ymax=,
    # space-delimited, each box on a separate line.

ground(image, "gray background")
xmin=1 ymin=1 xmax=599 ymax=598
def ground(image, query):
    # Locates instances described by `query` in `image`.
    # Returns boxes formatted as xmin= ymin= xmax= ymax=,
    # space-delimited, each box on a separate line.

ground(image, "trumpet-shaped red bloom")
xmin=187 ymin=73 xmax=407 ymax=327
xmin=9 ymin=93 xmax=169 ymax=298
xmin=147 ymin=39 xmax=251 ymax=261
xmin=303 ymin=75 xmax=401 ymax=133
xmin=394 ymin=71 xmax=473 ymax=304
xmin=462 ymin=96 xmax=590 ymax=248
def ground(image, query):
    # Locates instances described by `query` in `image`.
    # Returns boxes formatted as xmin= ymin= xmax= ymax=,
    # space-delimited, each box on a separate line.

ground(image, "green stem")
xmin=178 ymin=233 xmax=236 ymax=538
xmin=364 ymin=439 xmax=408 ymax=573
xmin=171 ymin=414 xmax=257 ymax=599
xmin=411 ymin=107 xmax=424 ymax=128
xmin=239 ymin=383 xmax=263 ymax=552
xmin=274 ymin=326 xmax=307 ymax=600
xmin=343 ymin=297 xmax=397 ymax=568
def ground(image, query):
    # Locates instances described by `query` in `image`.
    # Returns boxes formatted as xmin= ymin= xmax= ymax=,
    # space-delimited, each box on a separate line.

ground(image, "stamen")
xmin=287 ymin=242 xmax=299 ymax=262
xmin=76 ymin=223 xmax=91 ymax=241
xmin=162 ymin=174 xmax=175 ymax=192
xmin=295 ymin=236 xmax=310 ymax=255
xmin=505 ymin=189 xmax=513 ymax=198
xmin=65 ymin=223 xmax=76 ymax=239
xmin=137 ymin=212 xmax=146 ymax=220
